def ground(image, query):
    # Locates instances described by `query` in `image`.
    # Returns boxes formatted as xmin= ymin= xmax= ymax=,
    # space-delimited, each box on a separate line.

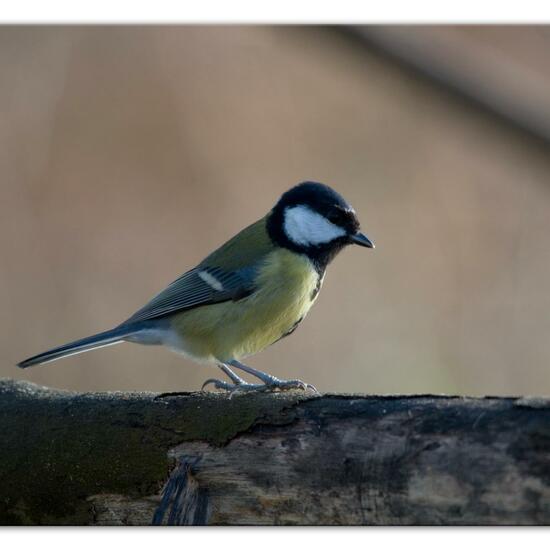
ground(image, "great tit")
xmin=18 ymin=181 xmax=374 ymax=393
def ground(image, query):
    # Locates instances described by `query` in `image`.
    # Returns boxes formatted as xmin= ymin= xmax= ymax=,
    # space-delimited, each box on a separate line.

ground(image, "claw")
xmin=291 ymin=380 xmax=319 ymax=394
xmin=266 ymin=378 xmax=319 ymax=394
xmin=307 ymin=383 xmax=320 ymax=395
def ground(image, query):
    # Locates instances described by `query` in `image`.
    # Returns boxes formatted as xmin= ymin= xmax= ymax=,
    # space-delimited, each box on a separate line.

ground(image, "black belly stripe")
xmin=274 ymin=270 xmax=323 ymax=345
xmin=275 ymin=315 xmax=304 ymax=344
xmin=310 ymin=272 xmax=323 ymax=301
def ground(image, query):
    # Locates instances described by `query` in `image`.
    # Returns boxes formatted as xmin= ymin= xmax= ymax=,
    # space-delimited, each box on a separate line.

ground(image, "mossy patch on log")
xmin=0 ymin=379 xmax=313 ymax=525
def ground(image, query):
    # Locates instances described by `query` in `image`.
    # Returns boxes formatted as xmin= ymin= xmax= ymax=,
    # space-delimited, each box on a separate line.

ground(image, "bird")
xmin=17 ymin=181 xmax=374 ymax=394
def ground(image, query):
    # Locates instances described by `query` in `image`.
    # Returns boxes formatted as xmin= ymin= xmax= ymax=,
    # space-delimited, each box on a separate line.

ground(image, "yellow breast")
xmin=171 ymin=249 xmax=321 ymax=363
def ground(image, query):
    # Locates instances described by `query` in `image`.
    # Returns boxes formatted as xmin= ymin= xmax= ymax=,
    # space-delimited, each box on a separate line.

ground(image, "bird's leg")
xmin=218 ymin=363 xmax=247 ymax=385
xmin=201 ymin=363 xmax=264 ymax=396
xmin=228 ymin=359 xmax=319 ymax=394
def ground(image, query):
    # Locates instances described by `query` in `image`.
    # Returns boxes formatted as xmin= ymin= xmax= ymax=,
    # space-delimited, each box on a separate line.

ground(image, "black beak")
xmin=350 ymin=232 xmax=374 ymax=248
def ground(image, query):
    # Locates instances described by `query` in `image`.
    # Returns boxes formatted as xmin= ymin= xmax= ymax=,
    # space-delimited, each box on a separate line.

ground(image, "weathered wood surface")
xmin=1 ymin=379 xmax=549 ymax=525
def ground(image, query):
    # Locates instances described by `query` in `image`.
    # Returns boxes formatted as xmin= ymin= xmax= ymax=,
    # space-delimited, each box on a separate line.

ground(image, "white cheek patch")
xmin=283 ymin=205 xmax=346 ymax=246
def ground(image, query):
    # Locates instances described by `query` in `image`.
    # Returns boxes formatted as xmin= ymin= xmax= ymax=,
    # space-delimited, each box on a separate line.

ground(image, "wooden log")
xmin=1 ymin=379 xmax=549 ymax=525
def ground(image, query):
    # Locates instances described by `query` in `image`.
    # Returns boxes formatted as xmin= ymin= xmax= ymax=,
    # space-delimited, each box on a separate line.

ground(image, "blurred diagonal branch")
xmin=349 ymin=26 xmax=550 ymax=145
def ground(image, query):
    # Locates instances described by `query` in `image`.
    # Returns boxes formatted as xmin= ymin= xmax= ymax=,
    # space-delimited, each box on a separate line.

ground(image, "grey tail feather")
xmin=17 ymin=325 xmax=141 ymax=369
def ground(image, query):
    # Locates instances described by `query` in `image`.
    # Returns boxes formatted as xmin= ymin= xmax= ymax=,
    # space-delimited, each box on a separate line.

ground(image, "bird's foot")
xmin=254 ymin=374 xmax=319 ymax=394
xmin=228 ymin=359 xmax=319 ymax=395
xmin=201 ymin=378 xmax=266 ymax=398
xmin=201 ymin=375 xmax=319 ymax=397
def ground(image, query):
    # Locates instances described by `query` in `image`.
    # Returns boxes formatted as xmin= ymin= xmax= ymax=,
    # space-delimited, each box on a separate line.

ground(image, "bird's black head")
xmin=267 ymin=181 xmax=374 ymax=271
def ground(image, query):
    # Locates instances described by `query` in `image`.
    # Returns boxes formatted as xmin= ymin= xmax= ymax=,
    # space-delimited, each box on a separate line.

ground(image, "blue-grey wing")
xmin=123 ymin=265 xmax=257 ymax=324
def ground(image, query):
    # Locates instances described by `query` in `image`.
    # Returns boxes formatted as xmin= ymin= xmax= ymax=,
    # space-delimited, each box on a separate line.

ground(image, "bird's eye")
xmin=326 ymin=211 xmax=342 ymax=224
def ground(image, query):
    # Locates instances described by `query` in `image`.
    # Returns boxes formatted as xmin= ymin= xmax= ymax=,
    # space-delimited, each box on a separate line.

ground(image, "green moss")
xmin=0 ymin=379 xmax=313 ymax=525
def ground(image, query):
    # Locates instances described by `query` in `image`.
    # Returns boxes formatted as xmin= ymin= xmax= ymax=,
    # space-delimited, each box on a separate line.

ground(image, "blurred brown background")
xmin=2 ymin=25 xmax=550 ymax=396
